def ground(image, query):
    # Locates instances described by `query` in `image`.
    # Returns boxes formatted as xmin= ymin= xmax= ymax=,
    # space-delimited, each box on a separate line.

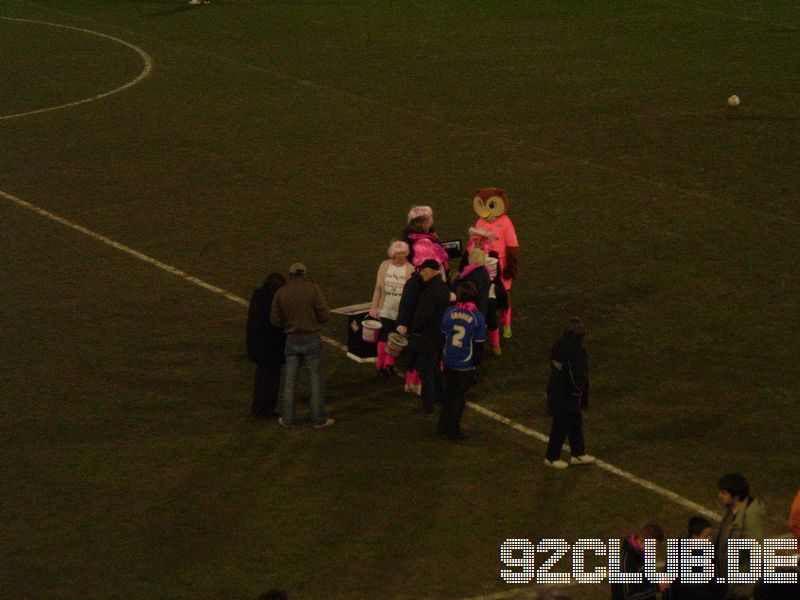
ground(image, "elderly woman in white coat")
xmin=368 ymin=240 xmax=415 ymax=377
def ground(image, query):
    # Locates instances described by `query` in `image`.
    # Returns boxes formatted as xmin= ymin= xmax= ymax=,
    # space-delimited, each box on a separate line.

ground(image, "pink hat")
xmin=411 ymin=238 xmax=438 ymax=266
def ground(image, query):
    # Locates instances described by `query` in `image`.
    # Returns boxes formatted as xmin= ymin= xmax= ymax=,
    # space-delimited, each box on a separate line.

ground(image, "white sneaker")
xmin=278 ymin=417 xmax=291 ymax=428
xmin=313 ymin=418 xmax=335 ymax=429
xmin=544 ymin=459 xmax=569 ymax=470
xmin=570 ymin=454 xmax=596 ymax=465
xmin=188 ymin=0 xmax=202 ymax=4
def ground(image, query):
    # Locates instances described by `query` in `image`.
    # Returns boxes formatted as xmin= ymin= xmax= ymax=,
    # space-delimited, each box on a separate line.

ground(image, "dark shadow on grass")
xmin=148 ymin=6 xmax=197 ymax=17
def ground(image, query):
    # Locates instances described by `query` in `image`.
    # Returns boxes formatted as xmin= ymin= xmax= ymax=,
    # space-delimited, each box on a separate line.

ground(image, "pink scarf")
xmin=455 ymin=302 xmax=478 ymax=312
xmin=458 ymin=263 xmax=490 ymax=279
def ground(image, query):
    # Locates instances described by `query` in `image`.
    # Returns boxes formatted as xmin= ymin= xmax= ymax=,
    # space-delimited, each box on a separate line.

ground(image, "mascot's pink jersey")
xmin=471 ymin=215 xmax=518 ymax=288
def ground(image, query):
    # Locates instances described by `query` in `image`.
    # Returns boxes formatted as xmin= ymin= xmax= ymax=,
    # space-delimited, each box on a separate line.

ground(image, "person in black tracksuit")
xmin=246 ymin=273 xmax=286 ymax=418
xmin=544 ymin=317 xmax=594 ymax=468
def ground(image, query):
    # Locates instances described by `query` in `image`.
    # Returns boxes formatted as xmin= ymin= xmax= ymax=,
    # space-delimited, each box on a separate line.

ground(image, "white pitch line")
xmin=0 ymin=190 xmax=346 ymax=351
xmin=594 ymin=459 xmax=721 ymax=522
xmin=467 ymin=403 xmax=721 ymax=522
xmin=0 ymin=16 xmax=153 ymax=120
xmin=2 ymin=189 xmax=717 ymax=520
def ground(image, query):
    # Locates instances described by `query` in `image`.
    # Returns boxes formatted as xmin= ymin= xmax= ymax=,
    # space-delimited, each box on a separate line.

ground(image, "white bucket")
xmin=486 ymin=256 xmax=499 ymax=280
xmin=361 ymin=318 xmax=382 ymax=343
xmin=385 ymin=332 xmax=409 ymax=357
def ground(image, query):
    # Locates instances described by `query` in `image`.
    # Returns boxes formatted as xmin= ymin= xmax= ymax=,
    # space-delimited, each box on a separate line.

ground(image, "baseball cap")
xmin=288 ymin=262 xmax=307 ymax=275
xmin=418 ymin=259 xmax=440 ymax=271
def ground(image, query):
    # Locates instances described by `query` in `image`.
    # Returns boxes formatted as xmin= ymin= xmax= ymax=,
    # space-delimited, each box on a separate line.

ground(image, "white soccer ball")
xmin=727 ymin=95 xmax=741 ymax=107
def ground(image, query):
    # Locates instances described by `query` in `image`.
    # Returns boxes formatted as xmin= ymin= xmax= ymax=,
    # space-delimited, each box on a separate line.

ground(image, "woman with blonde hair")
xmin=368 ymin=240 xmax=415 ymax=377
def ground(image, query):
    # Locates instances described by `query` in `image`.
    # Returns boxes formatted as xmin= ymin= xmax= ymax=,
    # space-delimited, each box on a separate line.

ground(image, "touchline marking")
xmin=2 ymin=189 xmax=718 ymax=521
xmin=0 ymin=16 xmax=153 ymax=120
xmin=0 ymin=190 xmax=346 ymax=350
xmin=467 ymin=403 xmax=721 ymax=522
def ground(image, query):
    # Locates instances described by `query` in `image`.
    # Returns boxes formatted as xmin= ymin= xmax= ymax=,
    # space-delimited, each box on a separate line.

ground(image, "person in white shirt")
xmin=368 ymin=241 xmax=414 ymax=377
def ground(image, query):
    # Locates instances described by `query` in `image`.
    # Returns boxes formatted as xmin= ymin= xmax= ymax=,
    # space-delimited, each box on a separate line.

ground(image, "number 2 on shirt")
xmin=451 ymin=325 xmax=466 ymax=348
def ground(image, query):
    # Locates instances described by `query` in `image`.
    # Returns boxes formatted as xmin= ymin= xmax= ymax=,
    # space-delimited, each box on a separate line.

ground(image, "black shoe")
xmin=447 ymin=431 xmax=472 ymax=441
xmin=410 ymin=407 xmax=435 ymax=416
xmin=386 ymin=365 xmax=397 ymax=377
xmin=377 ymin=368 xmax=390 ymax=378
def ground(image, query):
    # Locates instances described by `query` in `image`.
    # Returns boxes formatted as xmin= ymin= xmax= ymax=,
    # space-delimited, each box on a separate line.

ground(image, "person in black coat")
xmin=544 ymin=317 xmax=595 ymax=469
xmin=407 ymin=259 xmax=451 ymax=414
xmin=395 ymin=269 xmax=426 ymax=394
xmin=246 ymin=273 xmax=287 ymax=418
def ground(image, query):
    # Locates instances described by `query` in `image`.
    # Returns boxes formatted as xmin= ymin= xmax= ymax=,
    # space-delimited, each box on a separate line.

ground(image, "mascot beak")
xmin=479 ymin=210 xmax=491 ymax=219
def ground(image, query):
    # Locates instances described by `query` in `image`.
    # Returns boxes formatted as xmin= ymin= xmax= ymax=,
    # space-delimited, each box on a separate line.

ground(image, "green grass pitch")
xmin=1 ymin=1 xmax=798 ymax=598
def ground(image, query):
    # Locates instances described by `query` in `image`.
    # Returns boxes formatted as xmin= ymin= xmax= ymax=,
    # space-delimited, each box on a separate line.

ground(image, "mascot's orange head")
xmin=472 ymin=187 xmax=509 ymax=221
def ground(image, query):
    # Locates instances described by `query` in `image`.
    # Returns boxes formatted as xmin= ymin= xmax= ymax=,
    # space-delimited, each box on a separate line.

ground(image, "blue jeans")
xmin=282 ymin=336 xmax=326 ymax=425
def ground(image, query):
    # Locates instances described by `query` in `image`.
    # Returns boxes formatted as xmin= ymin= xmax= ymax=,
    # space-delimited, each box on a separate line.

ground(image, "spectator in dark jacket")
xmin=408 ymin=259 xmax=451 ymax=414
xmin=611 ymin=523 xmax=670 ymax=600
xmin=544 ymin=317 xmax=595 ymax=469
xmin=670 ymin=516 xmax=720 ymax=600
xmin=396 ymin=272 xmax=425 ymax=333
xmin=246 ymin=273 xmax=286 ymax=419
xmin=396 ymin=269 xmax=425 ymax=395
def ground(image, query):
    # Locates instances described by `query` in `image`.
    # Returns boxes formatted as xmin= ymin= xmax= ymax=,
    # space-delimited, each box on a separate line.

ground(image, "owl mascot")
xmin=467 ymin=187 xmax=519 ymax=344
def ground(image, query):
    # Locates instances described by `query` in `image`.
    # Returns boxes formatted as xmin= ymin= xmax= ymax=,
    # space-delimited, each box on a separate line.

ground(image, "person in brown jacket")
xmin=271 ymin=263 xmax=333 ymax=428
xmin=714 ymin=473 xmax=765 ymax=600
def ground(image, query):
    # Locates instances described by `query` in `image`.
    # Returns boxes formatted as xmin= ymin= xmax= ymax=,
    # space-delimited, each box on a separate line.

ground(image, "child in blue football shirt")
xmin=438 ymin=281 xmax=486 ymax=440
